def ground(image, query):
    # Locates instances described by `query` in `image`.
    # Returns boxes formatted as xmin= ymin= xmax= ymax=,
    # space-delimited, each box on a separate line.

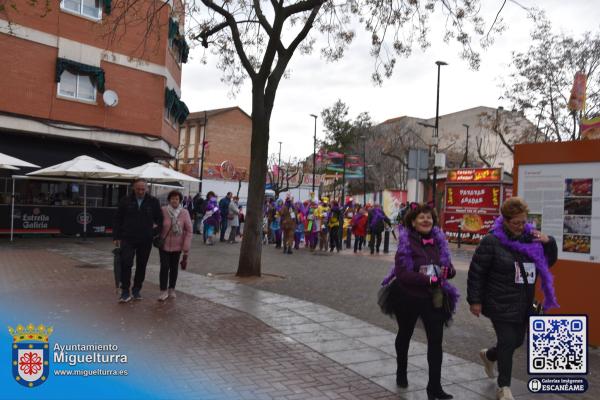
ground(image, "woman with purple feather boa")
xmin=467 ymin=197 xmax=558 ymax=400
xmin=381 ymin=203 xmax=457 ymax=400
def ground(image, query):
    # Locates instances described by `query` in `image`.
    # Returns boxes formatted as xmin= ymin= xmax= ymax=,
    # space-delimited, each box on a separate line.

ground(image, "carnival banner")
xmin=443 ymin=212 xmax=497 ymax=242
xmin=446 ymin=168 xmax=502 ymax=183
xmin=445 ymin=185 xmax=501 ymax=213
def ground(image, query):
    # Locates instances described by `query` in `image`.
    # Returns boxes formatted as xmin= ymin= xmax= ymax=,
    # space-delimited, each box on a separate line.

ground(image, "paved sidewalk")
xmin=2 ymin=239 xmax=566 ymax=400
xmin=1 ymin=247 xmax=395 ymax=400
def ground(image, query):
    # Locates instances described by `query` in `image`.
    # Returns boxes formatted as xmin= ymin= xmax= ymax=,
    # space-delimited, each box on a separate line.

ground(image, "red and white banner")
xmin=443 ymin=212 xmax=498 ymax=243
xmin=445 ymin=185 xmax=501 ymax=213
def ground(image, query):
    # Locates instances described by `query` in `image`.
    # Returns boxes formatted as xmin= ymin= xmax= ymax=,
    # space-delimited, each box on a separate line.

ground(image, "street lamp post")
xmin=310 ymin=114 xmax=317 ymax=196
xmin=462 ymin=123 xmax=470 ymax=168
xmin=278 ymin=141 xmax=283 ymax=194
xmin=198 ymin=111 xmax=208 ymax=195
xmin=361 ymin=135 xmax=367 ymax=206
xmin=417 ymin=121 xmax=435 ymax=204
xmin=433 ymin=60 xmax=447 ymax=210
xmin=341 ymin=153 xmax=346 ymax=205
xmin=278 ymin=141 xmax=282 ymax=168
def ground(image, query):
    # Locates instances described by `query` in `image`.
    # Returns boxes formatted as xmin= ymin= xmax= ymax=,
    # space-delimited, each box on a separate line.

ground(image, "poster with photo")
xmin=518 ymin=163 xmax=600 ymax=263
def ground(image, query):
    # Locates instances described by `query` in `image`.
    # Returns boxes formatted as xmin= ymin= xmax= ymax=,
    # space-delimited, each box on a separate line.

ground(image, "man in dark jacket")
xmin=113 ymin=178 xmax=163 ymax=303
xmin=218 ymin=192 xmax=232 ymax=242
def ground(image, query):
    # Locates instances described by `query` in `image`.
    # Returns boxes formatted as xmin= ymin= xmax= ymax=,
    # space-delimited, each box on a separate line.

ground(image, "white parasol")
xmin=27 ymin=156 xmax=134 ymax=237
xmin=0 ymin=152 xmax=39 ymax=168
xmin=127 ymin=162 xmax=200 ymax=183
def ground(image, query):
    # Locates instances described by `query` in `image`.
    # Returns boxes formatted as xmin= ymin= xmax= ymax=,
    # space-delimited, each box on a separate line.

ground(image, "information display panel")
xmin=518 ymin=162 xmax=600 ymax=263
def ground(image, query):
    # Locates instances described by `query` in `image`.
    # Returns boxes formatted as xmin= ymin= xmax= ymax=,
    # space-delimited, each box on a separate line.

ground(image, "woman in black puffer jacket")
xmin=467 ymin=197 xmax=558 ymax=400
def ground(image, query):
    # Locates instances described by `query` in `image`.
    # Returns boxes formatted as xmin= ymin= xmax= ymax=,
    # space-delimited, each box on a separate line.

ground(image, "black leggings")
xmin=329 ymin=227 xmax=341 ymax=251
xmin=486 ymin=320 xmax=527 ymax=387
xmin=159 ymin=250 xmax=181 ymax=291
xmin=394 ymin=296 xmax=445 ymax=391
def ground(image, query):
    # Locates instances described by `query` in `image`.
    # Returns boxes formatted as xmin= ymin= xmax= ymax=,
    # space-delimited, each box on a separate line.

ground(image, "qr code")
xmin=529 ymin=315 xmax=587 ymax=374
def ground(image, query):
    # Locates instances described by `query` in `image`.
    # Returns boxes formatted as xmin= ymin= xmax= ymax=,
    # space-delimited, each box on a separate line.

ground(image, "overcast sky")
xmin=181 ymin=0 xmax=600 ymax=162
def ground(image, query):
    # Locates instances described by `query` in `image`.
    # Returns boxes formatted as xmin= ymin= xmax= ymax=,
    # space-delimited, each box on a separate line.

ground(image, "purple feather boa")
xmin=370 ymin=208 xmax=385 ymax=230
xmin=491 ymin=216 xmax=559 ymax=310
xmin=381 ymin=226 xmax=460 ymax=314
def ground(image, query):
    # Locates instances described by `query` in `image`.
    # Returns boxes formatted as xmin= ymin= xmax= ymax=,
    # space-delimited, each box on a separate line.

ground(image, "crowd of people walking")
xmin=261 ymin=195 xmax=396 ymax=255
xmin=111 ymin=180 xmax=560 ymax=400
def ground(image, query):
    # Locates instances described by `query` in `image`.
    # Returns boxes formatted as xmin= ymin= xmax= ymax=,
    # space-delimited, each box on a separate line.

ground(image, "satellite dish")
xmin=103 ymin=90 xmax=119 ymax=107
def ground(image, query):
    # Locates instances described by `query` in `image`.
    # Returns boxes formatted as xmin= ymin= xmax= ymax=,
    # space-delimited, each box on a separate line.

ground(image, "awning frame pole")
xmin=10 ymin=177 xmax=15 ymax=242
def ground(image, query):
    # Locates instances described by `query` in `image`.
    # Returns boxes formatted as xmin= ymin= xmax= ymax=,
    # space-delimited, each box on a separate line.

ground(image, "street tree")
xmin=266 ymin=154 xmax=306 ymax=199
xmin=190 ymin=0 xmax=499 ymax=277
xmin=236 ymin=169 xmax=249 ymax=198
xmin=321 ymin=100 xmax=372 ymax=153
xmin=501 ymin=9 xmax=600 ymax=142
xmin=4 ymin=0 xmax=501 ymax=276
xmin=319 ymin=100 xmax=374 ymax=198
xmin=475 ymin=108 xmax=536 ymax=170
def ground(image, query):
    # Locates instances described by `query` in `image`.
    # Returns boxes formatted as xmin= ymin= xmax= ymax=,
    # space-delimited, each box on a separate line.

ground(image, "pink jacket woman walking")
xmin=158 ymin=190 xmax=193 ymax=301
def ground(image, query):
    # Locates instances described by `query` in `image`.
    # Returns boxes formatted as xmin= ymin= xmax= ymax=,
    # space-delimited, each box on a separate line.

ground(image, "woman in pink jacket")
xmin=158 ymin=190 xmax=193 ymax=301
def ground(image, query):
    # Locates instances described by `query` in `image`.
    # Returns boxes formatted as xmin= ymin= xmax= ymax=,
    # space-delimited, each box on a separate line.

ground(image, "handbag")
xmin=518 ymin=261 xmax=544 ymax=316
xmin=432 ymin=268 xmax=453 ymax=325
xmin=377 ymin=278 xmax=402 ymax=317
xmin=153 ymin=224 xmax=173 ymax=249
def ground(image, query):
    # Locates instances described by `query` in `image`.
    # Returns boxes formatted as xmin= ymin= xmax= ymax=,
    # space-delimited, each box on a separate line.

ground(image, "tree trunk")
xmin=236 ymin=87 xmax=270 ymax=277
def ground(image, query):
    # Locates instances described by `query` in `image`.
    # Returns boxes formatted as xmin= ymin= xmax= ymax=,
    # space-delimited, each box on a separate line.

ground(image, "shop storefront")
xmin=0 ymin=176 xmax=128 ymax=236
xmin=0 ymin=131 xmax=154 ymax=237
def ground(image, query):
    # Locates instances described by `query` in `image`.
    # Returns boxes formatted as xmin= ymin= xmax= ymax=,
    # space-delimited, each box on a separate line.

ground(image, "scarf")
xmin=381 ymin=226 xmax=460 ymax=313
xmin=167 ymin=205 xmax=183 ymax=236
xmin=491 ymin=216 xmax=559 ymax=310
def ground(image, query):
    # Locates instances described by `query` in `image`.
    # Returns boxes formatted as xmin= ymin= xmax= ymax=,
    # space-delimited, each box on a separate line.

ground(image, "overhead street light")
xmin=432 ymin=60 xmax=448 ymax=211
xmin=310 ymin=114 xmax=318 ymax=195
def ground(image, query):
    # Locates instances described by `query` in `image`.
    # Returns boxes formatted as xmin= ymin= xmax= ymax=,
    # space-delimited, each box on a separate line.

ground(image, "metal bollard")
xmin=383 ymin=230 xmax=390 ymax=253
xmin=457 ymin=227 xmax=462 ymax=249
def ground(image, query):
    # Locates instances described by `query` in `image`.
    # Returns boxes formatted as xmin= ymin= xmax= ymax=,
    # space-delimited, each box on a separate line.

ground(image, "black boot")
xmin=288 ymin=247 xmax=293 ymax=254
xmin=396 ymin=372 xmax=408 ymax=388
xmin=426 ymin=387 xmax=453 ymax=400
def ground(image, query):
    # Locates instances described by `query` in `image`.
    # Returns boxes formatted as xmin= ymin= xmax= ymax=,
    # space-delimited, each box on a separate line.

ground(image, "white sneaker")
xmin=168 ymin=288 xmax=176 ymax=299
xmin=496 ymin=386 xmax=514 ymax=400
xmin=480 ymin=348 xmax=496 ymax=378
xmin=157 ymin=291 xmax=168 ymax=302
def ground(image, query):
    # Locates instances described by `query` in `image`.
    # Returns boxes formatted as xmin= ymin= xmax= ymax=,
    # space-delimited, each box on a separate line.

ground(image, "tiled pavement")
xmin=1 ymin=241 xmax=568 ymax=399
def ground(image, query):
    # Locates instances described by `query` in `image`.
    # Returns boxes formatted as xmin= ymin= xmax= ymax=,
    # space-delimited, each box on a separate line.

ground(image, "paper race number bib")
xmin=515 ymin=262 xmax=536 ymax=284
xmin=290 ymin=211 xmax=296 ymax=219
xmin=418 ymin=264 xmax=441 ymax=277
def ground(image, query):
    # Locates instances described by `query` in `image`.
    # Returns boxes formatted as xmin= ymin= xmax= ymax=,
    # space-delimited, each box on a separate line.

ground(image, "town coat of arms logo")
xmin=9 ymin=323 xmax=53 ymax=388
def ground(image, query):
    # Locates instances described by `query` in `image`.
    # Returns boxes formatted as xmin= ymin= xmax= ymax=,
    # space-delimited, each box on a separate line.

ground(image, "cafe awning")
xmin=0 ymin=152 xmax=39 ymax=168
xmin=128 ymin=162 xmax=199 ymax=183
xmin=27 ymin=156 xmax=134 ymax=237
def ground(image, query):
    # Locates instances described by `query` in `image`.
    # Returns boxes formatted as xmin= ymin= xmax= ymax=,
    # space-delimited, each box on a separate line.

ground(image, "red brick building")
xmin=177 ymin=107 xmax=252 ymax=199
xmin=0 ymin=1 xmax=190 ymax=235
xmin=0 ymin=0 xmax=189 ymax=164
